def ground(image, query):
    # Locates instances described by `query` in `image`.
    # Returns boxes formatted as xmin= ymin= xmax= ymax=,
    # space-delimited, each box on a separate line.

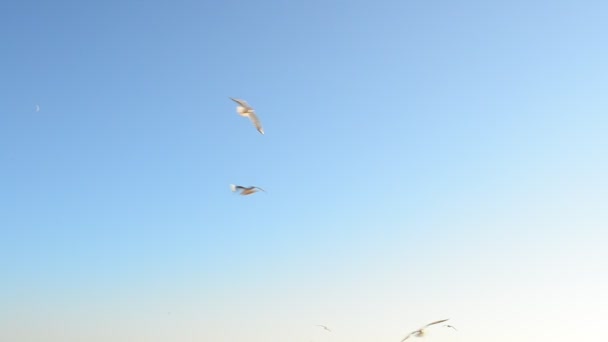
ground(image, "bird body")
xmin=400 ymin=319 xmax=449 ymax=341
xmin=230 ymin=184 xmax=265 ymax=196
xmin=230 ymin=97 xmax=264 ymax=134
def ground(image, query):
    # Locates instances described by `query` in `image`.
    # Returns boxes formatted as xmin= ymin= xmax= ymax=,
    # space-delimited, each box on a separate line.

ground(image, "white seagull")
xmin=229 ymin=97 xmax=264 ymax=134
xmin=316 ymin=325 xmax=332 ymax=332
xmin=230 ymin=184 xmax=265 ymax=196
xmin=400 ymin=319 xmax=449 ymax=341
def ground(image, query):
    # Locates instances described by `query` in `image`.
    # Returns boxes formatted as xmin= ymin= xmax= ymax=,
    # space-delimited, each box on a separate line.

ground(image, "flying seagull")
xmin=443 ymin=325 xmax=457 ymax=331
xmin=230 ymin=184 xmax=265 ymax=196
xmin=400 ymin=319 xmax=449 ymax=341
xmin=229 ymin=97 xmax=264 ymax=134
xmin=316 ymin=325 xmax=331 ymax=332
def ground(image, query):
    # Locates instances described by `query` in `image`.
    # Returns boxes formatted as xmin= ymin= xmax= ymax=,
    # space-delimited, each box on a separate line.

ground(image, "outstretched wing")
xmin=229 ymin=97 xmax=250 ymax=109
xmin=247 ymin=111 xmax=264 ymax=134
xmin=400 ymin=331 xmax=415 ymax=342
xmin=230 ymin=184 xmax=246 ymax=192
xmin=424 ymin=319 xmax=449 ymax=328
xmin=253 ymin=186 xmax=266 ymax=192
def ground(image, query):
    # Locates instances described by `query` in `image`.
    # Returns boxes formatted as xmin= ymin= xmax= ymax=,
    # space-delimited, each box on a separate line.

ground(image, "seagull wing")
xmin=253 ymin=186 xmax=266 ymax=192
xmin=400 ymin=331 xmax=415 ymax=342
xmin=231 ymin=184 xmax=247 ymax=192
xmin=229 ymin=97 xmax=251 ymax=109
xmin=247 ymin=111 xmax=264 ymax=134
xmin=423 ymin=319 xmax=449 ymax=328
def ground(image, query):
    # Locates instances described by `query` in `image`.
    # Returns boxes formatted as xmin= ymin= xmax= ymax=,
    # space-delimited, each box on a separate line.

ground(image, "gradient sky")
xmin=1 ymin=0 xmax=607 ymax=341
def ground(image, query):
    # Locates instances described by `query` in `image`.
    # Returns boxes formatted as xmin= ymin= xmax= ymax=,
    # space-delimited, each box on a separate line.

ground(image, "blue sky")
xmin=1 ymin=0 xmax=607 ymax=341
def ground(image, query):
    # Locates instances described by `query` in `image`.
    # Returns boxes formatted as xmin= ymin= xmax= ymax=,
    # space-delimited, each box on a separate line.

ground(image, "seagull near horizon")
xmin=443 ymin=324 xmax=457 ymax=331
xmin=230 ymin=184 xmax=265 ymax=196
xmin=229 ymin=97 xmax=264 ymax=134
xmin=316 ymin=325 xmax=331 ymax=332
xmin=400 ymin=319 xmax=449 ymax=341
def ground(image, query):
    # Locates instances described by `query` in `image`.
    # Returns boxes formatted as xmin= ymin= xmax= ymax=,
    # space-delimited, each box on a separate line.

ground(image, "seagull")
xmin=316 ymin=325 xmax=331 ymax=332
xmin=229 ymin=97 xmax=264 ymax=134
xmin=35 ymin=105 xmax=40 ymax=112
xmin=400 ymin=319 xmax=449 ymax=341
xmin=443 ymin=325 xmax=457 ymax=331
xmin=230 ymin=184 xmax=265 ymax=196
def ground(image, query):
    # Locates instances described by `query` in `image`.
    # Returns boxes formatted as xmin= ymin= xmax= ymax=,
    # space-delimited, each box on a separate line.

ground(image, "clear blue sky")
xmin=1 ymin=0 xmax=607 ymax=341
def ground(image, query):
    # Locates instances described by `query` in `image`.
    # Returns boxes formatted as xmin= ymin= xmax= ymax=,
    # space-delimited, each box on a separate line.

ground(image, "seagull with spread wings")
xmin=230 ymin=97 xmax=264 ymax=134
xmin=443 ymin=324 xmax=457 ymax=331
xmin=400 ymin=319 xmax=449 ymax=341
xmin=230 ymin=184 xmax=265 ymax=196
xmin=316 ymin=325 xmax=331 ymax=332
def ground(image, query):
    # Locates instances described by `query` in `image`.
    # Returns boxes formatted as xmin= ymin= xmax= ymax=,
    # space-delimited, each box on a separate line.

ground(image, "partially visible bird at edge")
xmin=400 ymin=319 xmax=449 ymax=341
xmin=230 ymin=97 xmax=264 ymax=135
